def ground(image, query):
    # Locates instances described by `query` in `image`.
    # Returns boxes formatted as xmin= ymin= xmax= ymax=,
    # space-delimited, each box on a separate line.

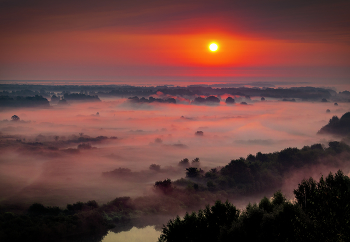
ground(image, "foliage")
xmin=0 ymin=95 xmax=50 ymax=108
xmin=2 ymin=141 xmax=350 ymax=241
xmin=176 ymin=141 xmax=350 ymax=196
xmin=178 ymin=158 xmax=190 ymax=167
xmin=185 ymin=167 xmax=202 ymax=178
xmin=293 ymin=170 xmax=350 ymax=241
xmin=191 ymin=158 xmax=200 ymax=166
xmin=318 ymin=112 xmax=350 ymax=136
xmin=159 ymin=170 xmax=350 ymax=242
xmin=158 ymin=201 xmax=239 ymax=242
xmin=0 ymin=201 xmax=109 ymax=242
xmin=154 ymin=179 xmax=173 ymax=194
xmin=11 ymin=115 xmax=20 ymax=121
xmin=159 ymin=192 xmax=305 ymax=242
xmin=77 ymin=143 xmax=92 ymax=149
xmin=150 ymin=164 xmax=161 ymax=171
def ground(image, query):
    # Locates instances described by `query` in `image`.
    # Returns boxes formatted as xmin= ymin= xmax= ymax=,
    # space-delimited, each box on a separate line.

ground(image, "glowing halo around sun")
xmin=209 ymin=43 xmax=218 ymax=52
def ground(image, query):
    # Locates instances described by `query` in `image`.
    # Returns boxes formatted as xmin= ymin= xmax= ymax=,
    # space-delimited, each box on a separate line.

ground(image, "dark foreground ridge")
xmin=1 ymin=141 xmax=350 ymax=242
xmin=159 ymin=170 xmax=350 ymax=242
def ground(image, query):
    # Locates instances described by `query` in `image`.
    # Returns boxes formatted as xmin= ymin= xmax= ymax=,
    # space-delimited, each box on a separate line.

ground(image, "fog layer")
xmin=0 ymin=96 xmax=349 ymax=205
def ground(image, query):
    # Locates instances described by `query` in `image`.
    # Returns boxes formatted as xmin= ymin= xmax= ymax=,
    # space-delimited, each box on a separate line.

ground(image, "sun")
xmin=209 ymin=43 xmax=218 ymax=52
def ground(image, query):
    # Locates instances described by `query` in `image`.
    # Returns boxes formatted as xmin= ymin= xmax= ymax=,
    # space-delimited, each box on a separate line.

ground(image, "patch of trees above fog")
xmin=128 ymin=96 xmax=176 ymax=104
xmin=318 ymin=112 xmax=350 ymax=136
xmin=63 ymin=93 xmax=100 ymax=102
xmin=0 ymin=95 xmax=50 ymax=108
xmin=2 ymin=84 xmax=350 ymax=104
xmin=166 ymin=141 xmax=350 ymax=197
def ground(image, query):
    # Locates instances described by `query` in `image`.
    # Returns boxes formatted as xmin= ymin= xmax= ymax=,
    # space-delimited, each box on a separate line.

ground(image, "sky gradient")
xmin=1 ymin=0 xmax=349 ymax=86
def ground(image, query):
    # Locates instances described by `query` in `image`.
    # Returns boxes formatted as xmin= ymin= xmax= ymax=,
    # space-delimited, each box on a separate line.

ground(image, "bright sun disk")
xmin=209 ymin=43 xmax=218 ymax=52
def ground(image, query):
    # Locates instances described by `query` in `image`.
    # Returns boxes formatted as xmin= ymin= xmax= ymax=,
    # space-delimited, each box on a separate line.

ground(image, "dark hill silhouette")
xmin=318 ymin=112 xmax=350 ymax=136
xmin=159 ymin=171 xmax=350 ymax=242
xmin=0 ymin=95 xmax=50 ymax=108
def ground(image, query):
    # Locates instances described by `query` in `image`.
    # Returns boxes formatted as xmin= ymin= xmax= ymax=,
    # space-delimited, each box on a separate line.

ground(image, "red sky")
xmin=0 ymin=0 xmax=349 ymax=86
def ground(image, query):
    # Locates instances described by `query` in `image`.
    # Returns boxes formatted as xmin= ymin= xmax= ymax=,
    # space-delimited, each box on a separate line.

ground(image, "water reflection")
xmin=101 ymin=226 xmax=160 ymax=242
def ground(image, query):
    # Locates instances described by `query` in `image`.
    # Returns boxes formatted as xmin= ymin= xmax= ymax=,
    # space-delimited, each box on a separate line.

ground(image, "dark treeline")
xmin=1 ymin=141 xmax=350 ymax=241
xmin=0 ymin=84 xmax=159 ymax=98
xmin=0 ymin=134 xmax=117 ymax=157
xmin=0 ymin=89 xmax=49 ymax=97
xmin=0 ymin=95 xmax=50 ymax=108
xmin=159 ymin=170 xmax=350 ymax=242
xmin=2 ymin=84 xmax=350 ymax=102
xmin=0 ymin=190 xmax=230 ymax=242
xmin=174 ymin=141 xmax=350 ymax=196
xmin=318 ymin=112 xmax=350 ymax=136
xmin=63 ymin=93 xmax=100 ymax=102
xmin=157 ymin=86 xmax=336 ymax=101
xmin=0 ymin=93 xmax=100 ymax=109
xmin=128 ymin=96 xmax=176 ymax=104
xmin=1 ymin=133 xmax=116 ymax=146
xmin=0 ymin=200 xmax=118 ymax=242
xmin=192 ymin=96 xmax=220 ymax=105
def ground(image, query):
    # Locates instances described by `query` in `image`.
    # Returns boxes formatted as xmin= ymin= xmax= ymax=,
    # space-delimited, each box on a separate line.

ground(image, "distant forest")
xmin=1 ymin=84 xmax=350 ymax=109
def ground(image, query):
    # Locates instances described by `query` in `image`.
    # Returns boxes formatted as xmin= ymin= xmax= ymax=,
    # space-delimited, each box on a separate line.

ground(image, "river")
xmin=101 ymin=226 xmax=161 ymax=242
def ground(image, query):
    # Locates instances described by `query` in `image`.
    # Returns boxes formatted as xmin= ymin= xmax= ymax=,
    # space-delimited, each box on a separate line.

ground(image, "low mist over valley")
xmin=1 ymin=83 xmax=350 ymax=241
xmin=2 ymin=0 xmax=350 ymax=240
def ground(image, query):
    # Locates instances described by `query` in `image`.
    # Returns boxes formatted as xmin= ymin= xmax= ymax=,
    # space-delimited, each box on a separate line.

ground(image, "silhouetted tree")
xmin=178 ymin=158 xmax=189 ymax=167
xmin=186 ymin=167 xmax=201 ymax=178
xmin=195 ymin=131 xmax=203 ymax=136
xmin=225 ymin=97 xmax=235 ymax=104
xmin=191 ymin=158 xmax=200 ymax=166
xmin=154 ymin=179 xmax=173 ymax=194
xmin=206 ymin=96 xmax=220 ymax=103
xmin=11 ymin=115 xmax=20 ymax=121
xmin=318 ymin=112 xmax=350 ymax=136
xmin=205 ymin=168 xmax=218 ymax=179
xmin=293 ymin=170 xmax=350 ymax=240
xmin=246 ymin=154 xmax=255 ymax=162
xmin=158 ymin=201 xmax=239 ymax=242
xmin=149 ymin=164 xmax=161 ymax=171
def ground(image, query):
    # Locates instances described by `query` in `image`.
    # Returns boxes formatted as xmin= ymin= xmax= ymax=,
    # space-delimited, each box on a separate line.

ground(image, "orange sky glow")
xmin=0 ymin=0 xmax=349 ymax=87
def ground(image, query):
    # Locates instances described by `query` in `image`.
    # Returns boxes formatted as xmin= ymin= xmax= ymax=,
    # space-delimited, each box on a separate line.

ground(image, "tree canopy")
xmin=159 ymin=170 xmax=350 ymax=242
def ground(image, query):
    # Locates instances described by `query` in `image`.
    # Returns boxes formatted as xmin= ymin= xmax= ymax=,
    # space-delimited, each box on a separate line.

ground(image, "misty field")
xmin=0 ymin=97 xmax=348 ymax=205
